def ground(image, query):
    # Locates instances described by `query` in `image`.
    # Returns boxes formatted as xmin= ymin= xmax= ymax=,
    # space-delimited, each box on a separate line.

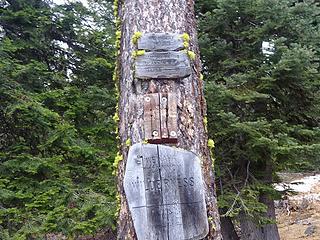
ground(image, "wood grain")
xmin=135 ymin=51 xmax=191 ymax=79
xmin=137 ymin=33 xmax=184 ymax=51
xmin=167 ymin=93 xmax=177 ymax=140
xmin=124 ymin=143 xmax=209 ymax=240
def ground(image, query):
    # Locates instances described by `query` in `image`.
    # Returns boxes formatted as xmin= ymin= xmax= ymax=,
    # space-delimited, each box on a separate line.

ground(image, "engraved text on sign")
xmin=135 ymin=52 xmax=191 ymax=79
xmin=124 ymin=143 xmax=209 ymax=240
xmin=137 ymin=33 xmax=184 ymax=51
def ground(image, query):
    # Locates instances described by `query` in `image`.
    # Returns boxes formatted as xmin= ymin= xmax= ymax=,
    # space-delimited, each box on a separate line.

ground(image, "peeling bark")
xmin=115 ymin=0 xmax=221 ymax=239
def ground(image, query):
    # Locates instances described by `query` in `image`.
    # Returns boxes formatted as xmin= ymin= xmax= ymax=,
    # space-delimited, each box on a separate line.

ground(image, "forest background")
xmin=0 ymin=0 xmax=319 ymax=239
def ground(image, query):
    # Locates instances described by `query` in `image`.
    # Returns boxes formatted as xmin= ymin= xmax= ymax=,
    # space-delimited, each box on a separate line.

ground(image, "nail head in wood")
xmin=161 ymin=97 xmax=167 ymax=103
xmin=145 ymin=96 xmax=151 ymax=102
xmin=170 ymin=131 xmax=177 ymax=137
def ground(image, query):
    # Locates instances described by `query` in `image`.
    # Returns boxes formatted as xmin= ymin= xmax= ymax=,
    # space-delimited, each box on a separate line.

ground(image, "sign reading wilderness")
xmin=124 ymin=143 xmax=208 ymax=240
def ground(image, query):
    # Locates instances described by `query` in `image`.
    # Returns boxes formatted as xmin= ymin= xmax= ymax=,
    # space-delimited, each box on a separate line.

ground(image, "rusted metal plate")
xmin=124 ymin=143 xmax=209 ymax=240
xmin=135 ymin=51 xmax=191 ymax=79
xmin=137 ymin=33 xmax=184 ymax=51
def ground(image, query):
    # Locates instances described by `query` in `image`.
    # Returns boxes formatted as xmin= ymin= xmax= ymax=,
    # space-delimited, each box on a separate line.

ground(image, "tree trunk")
xmin=220 ymin=218 xmax=239 ymax=240
xmin=238 ymin=198 xmax=280 ymax=240
xmin=238 ymin=159 xmax=280 ymax=240
xmin=260 ymin=158 xmax=280 ymax=240
xmin=239 ymin=211 xmax=264 ymax=240
xmin=260 ymin=193 xmax=280 ymax=240
xmin=114 ymin=0 xmax=221 ymax=239
xmin=219 ymin=209 xmax=239 ymax=240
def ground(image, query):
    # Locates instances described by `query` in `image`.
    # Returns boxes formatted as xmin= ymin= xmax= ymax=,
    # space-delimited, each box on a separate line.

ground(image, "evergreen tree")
xmin=0 ymin=0 xmax=117 ymax=238
xmin=197 ymin=0 xmax=320 ymax=239
xmin=114 ymin=0 xmax=222 ymax=239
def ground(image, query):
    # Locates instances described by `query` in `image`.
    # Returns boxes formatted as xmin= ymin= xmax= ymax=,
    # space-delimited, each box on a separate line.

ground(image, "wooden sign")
xmin=144 ymin=93 xmax=177 ymax=143
xmin=138 ymin=33 xmax=184 ymax=51
xmin=124 ymin=143 xmax=209 ymax=240
xmin=144 ymin=93 xmax=161 ymax=141
xmin=135 ymin=51 xmax=191 ymax=79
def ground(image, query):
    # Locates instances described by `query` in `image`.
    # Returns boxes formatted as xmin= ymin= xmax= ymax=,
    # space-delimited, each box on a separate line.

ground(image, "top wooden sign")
xmin=137 ymin=33 xmax=184 ymax=51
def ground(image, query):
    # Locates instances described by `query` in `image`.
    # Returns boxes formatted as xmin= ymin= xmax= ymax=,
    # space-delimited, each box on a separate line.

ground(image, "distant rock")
xmin=304 ymin=225 xmax=316 ymax=236
xmin=296 ymin=219 xmax=311 ymax=225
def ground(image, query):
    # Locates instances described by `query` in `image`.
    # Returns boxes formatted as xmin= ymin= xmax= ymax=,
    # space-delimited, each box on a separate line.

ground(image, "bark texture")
xmin=259 ymin=159 xmax=280 ymax=240
xmin=219 ymin=213 xmax=239 ymax=240
xmin=115 ymin=0 xmax=221 ymax=239
xmin=238 ymin=159 xmax=280 ymax=240
xmin=239 ymin=211 xmax=264 ymax=240
xmin=260 ymin=194 xmax=281 ymax=240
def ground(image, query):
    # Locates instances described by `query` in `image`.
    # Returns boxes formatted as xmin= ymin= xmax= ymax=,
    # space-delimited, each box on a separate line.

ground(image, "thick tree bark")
xmin=239 ymin=199 xmax=280 ymax=240
xmin=260 ymin=159 xmax=280 ymax=240
xmin=238 ymin=159 xmax=280 ymax=240
xmin=220 ymin=218 xmax=239 ymax=240
xmin=260 ymin=193 xmax=280 ymax=240
xmin=219 ymin=209 xmax=239 ymax=240
xmin=239 ymin=211 xmax=264 ymax=240
xmin=115 ymin=0 xmax=221 ymax=239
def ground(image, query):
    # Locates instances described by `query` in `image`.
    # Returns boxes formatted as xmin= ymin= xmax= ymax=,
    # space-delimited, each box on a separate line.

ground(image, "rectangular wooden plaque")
xmin=167 ymin=93 xmax=177 ymax=139
xmin=124 ymin=143 xmax=209 ymax=240
xmin=137 ymin=33 xmax=184 ymax=51
xmin=135 ymin=51 xmax=191 ymax=79
xmin=144 ymin=93 xmax=177 ymax=143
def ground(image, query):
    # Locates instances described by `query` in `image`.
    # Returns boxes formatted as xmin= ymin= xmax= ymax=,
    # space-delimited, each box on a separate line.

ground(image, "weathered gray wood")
xmin=137 ymin=33 xmax=184 ymax=51
xmin=160 ymin=93 xmax=169 ymax=139
xmin=135 ymin=51 xmax=191 ymax=79
xmin=124 ymin=143 xmax=209 ymax=240
xmin=151 ymin=93 xmax=161 ymax=140
xmin=144 ymin=95 xmax=153 ymax=140
xmin=144 ymin=93 xmax=178 ymax=143
xmin=167 ymin=93 xmax=177 ymax=139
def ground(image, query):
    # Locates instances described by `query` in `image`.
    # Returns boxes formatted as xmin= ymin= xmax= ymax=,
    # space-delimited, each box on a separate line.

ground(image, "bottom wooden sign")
xmin=124 ymin=143 xmax=208 ymax=240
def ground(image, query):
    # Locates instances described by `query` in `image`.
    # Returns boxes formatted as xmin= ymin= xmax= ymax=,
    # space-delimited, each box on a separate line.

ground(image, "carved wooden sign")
xmin=144 ymin=92 xmax=177 ymax=143
xmin=135 ymin=51 xmax=191 ymax=79
xmin=137 ymin=33 xmax=184 ymax=51
xmin=124 ymin=143 xmax=209 ymax=240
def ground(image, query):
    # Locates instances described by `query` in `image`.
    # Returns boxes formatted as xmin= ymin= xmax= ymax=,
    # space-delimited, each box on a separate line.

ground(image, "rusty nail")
xmin=145 ymin=96 xmax=150 ymax=102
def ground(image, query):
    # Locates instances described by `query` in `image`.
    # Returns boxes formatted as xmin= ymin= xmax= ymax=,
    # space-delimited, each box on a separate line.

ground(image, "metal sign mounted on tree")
xmin=113 ymin=0 xmax=221 ymax=239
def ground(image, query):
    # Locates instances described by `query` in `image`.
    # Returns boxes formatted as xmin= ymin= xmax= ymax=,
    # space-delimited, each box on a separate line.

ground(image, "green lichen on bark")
xmin=132 ymin=31 xmax=143 ymax=44
xmin=132 ymin=50 xmax=145 ymax=58
xmin=180 ymin=33 xmax=190 ymax=48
